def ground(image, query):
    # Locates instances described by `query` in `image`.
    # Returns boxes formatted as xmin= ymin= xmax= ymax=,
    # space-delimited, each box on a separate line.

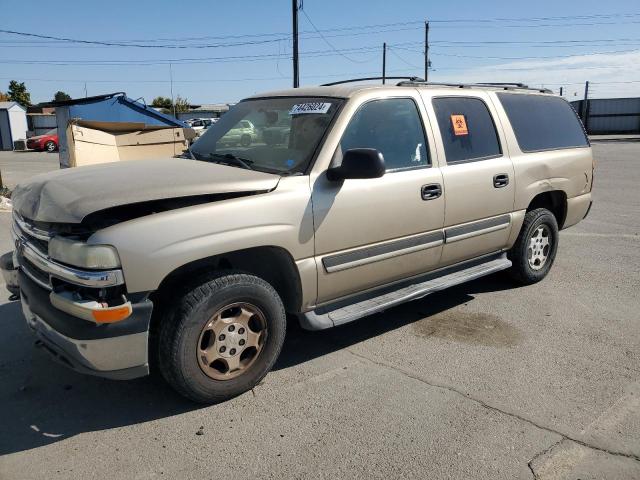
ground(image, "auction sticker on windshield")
xmin=289 ymin=102 xmax=332 ymax=115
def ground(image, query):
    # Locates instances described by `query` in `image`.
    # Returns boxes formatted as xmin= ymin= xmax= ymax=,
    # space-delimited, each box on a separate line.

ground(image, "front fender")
xmin=88 ymin=176 xmax=314 ymax=293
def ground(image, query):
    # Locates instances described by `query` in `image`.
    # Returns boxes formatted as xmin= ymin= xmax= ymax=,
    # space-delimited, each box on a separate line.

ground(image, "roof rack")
xmin=321 ymin=76 xmax=424 ymax=87
xmin=396 ymin=80 xmax=552 ymax=94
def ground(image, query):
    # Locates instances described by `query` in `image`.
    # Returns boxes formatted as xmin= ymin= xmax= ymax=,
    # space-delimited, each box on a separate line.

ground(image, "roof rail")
xmin=321 ymin=76 xmax=424 ymax=87
xmin=396 ymin=80 xmax=552 ymax=94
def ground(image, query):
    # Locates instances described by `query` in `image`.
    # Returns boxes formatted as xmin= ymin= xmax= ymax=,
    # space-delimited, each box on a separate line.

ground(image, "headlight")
xmin=49 ymin=236 xmax=121 ymax=269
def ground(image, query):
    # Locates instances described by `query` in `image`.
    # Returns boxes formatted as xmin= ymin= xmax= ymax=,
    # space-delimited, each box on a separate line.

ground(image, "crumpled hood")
xmin=12 ymin=158 xmax=280 ymax=224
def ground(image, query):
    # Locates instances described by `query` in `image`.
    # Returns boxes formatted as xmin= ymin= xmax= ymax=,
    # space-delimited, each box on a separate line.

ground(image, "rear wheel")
xmin=240 ymin=134 xmax=251 ymax=147
xmin=158 ymin=273 xmax=286 ymax=403
xmin=44 ymin=141 xmax=57 ymax=152
xmin=507 ymin=208 xmax=559 ymax=285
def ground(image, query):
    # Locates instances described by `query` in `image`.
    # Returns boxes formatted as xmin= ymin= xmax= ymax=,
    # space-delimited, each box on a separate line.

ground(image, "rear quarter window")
xmin=497 ymin=93 xmax=589 ymax=152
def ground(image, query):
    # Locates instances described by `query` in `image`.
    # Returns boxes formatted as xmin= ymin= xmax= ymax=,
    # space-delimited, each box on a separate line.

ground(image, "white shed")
xmin=0 ymin=102 xmax=28 ymax=150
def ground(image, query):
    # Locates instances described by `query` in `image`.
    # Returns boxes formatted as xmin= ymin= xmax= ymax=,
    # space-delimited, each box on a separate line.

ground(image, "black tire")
xmin=45 ymin=141 xmax=57 ymax=152
xmin=240 ymin=134 xmax=251 ymax=147
xmin=158 ymin=273 xmax=286 ymax=403
xmin=507 ymin=208 xmax=559 ymax=285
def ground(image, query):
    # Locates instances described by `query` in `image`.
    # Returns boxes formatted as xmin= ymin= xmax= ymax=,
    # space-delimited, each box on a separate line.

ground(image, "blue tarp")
xmin=54 ymin=92 xmax=188 ymax=167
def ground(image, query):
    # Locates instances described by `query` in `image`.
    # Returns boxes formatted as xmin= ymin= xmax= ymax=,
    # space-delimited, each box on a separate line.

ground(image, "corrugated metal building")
xmin=28 ymin=113 xmax=58 ymax=137
xmin=51 ymin=92 xmax=188 ymax=168
xmin=571 ymin=97 xmax=640 ymax=135
xmin=177 ymin=103 xmax=232 ymax=121
xmin=26 ymin=106 xmax=57 ymax=137
xmin=0 ymin=102 xmax=28 ymax=150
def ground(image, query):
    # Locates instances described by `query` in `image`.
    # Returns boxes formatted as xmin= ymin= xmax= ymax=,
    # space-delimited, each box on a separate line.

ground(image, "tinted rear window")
xmin=432 ymin=97 xmax=502 ymax=163
xmin=497 ymin=93 xmax=588 ymax=152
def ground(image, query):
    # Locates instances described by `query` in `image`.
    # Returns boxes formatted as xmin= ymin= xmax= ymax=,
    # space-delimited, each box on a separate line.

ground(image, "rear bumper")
xmin=19 ymin=271 xmax=152 ymax=380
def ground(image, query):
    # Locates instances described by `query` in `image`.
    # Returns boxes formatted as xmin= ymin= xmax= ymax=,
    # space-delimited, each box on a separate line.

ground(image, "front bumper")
xmin=0 ymin=251 xmax=19 ymax=296
xmin=19 ymin=270 xmax=152 ymax=380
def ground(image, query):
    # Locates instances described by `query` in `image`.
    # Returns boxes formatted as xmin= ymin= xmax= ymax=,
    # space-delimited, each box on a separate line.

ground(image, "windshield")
xmin=190 ymin=97 xmax=343 ymax=175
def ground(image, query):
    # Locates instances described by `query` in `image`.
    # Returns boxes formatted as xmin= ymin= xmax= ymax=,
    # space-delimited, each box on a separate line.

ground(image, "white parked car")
xmin=186 ymin=118 xmax=215 ymax=137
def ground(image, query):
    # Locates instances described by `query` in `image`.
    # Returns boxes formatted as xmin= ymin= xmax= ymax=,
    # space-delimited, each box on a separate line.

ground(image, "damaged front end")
xmin=5 ymin=210 xmax=152 ymax=379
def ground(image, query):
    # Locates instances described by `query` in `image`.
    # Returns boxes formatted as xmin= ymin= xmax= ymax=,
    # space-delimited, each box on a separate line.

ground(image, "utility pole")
xmin=581 ymin=80 xmax=590 ymax=131
xmin=424 ymin=21 xmax=430 ymax=81
xmin=169 ymin=63 xmax=176 ymax=118
xmin=292 ymin=0 xmax=300 ymax=88
xmin=382 ymin=42 xmax=387 ymax=84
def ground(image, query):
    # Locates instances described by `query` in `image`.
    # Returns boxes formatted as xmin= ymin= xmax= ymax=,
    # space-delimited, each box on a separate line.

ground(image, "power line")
xmin=1 ymin=41 xmax=639 ymax=66
xmin=0 ymin=68 xmax=417 ymax=85
xmin=0 ymin=44 xmax=399 ymax=66
xmin=0 ymin=29 xmax=286 ymax=49
xmin=394 ymin=47 xmax=640 ymax=60
xmin=2 ymin=13 xmax=640 ymax=48
xmin=387 ymin=46 xmax=422 ymax=69
xmin=300 ymin=8 xmax=365 ymax=63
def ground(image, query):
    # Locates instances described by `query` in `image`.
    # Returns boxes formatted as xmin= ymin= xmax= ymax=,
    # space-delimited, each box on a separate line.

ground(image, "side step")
xmin=299 ymin=253 xmax=511 ymax=330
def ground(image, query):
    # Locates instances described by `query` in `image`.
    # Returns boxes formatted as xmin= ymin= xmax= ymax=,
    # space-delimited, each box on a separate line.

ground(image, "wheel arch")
xmin=526 ymin=190 xmax=567 ymax=229
xmin=150 ymin=245 xmax=303 ymax=314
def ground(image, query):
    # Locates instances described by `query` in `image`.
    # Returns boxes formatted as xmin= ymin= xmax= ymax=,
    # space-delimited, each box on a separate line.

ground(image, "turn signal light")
xmin=92 ymin=305 xmax=132 ymax=323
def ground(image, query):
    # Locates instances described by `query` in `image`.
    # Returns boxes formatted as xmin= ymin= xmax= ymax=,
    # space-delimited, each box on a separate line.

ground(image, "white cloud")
xmin=438 ymin=49 xmax=640 ymax=99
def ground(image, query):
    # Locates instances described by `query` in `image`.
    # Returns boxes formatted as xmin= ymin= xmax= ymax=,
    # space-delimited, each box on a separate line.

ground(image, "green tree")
xmin=7 ymin=80 xmax=31 ymax=107
xmin=151 ymin=96 xmax=173 ymax=109
xmin=173 ymin=95 xmax=191 ymax=113
xmin=53 ymin=91 xmax=72 ymax=102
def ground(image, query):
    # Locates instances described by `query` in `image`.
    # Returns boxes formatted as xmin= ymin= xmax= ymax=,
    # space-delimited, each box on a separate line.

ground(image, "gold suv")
xmin=2 ymin=80 xmax=593 ymax=403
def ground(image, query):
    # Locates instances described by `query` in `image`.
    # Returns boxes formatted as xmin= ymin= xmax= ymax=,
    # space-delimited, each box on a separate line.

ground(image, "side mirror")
xmin=327 ymin=148 xmax=385 ymax=181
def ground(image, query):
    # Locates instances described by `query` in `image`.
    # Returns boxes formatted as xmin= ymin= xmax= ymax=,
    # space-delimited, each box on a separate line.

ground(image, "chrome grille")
xmin=11 ymin=213 xmax=126 ymax=290
xmin=13 ymin=212 xmax=51 ymax=256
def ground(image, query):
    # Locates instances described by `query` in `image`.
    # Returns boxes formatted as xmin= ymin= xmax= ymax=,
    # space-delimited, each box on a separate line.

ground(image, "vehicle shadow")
xmin=0 ymin=273 xmax=515 ymax=456
xmin=274 ymin=272 xmax=516 ymax=370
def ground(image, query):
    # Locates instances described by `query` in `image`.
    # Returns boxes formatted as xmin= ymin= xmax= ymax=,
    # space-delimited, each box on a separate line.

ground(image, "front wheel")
xmin=45 ymin=141 xmax=57 ymax=152
xmin=507 ymin=208 xmax=559 ymax=285
xmin=158 ymin=273 xmax=286 ymax=403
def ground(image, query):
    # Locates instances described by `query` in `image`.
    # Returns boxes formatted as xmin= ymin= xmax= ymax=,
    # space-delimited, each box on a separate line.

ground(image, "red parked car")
xmin=27 ymin=129 xmax=58 ymax=152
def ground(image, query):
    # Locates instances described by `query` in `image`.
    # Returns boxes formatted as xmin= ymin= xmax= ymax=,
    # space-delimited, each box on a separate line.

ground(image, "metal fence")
xmin=571 ymin=97 xmax=640 ymax=135
xmin=27 ymin=113 xmax=57 ymax=136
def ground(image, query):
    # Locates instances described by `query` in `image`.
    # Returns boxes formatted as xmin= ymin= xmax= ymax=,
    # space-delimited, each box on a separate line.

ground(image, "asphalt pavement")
xmin=0 ymin=146 xmax=638 ymax=479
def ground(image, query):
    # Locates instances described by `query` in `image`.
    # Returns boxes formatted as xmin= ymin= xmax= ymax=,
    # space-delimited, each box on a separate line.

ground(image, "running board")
xmin=299 ymin=253 xmax=511 ymax=330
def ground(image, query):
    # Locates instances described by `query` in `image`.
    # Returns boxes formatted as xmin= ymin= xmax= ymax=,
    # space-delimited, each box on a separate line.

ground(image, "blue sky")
xmin=1 ymin=0 xmax=639 ymax=103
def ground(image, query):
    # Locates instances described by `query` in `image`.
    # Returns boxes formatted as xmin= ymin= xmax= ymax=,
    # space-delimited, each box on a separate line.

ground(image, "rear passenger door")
xmin=422 ymin=92 xmax=515 ymax=266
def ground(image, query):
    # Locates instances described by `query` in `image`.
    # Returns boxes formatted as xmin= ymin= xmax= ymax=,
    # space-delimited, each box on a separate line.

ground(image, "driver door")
xmin=311 ymin=95 xmax=445 ymax=305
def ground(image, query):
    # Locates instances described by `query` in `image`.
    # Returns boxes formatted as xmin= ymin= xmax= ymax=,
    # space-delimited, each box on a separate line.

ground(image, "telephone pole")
xmin=169 ymin=63 xmax=176 ymax=118
xmin=292 ymin=0 xmax=300 ymax=88
xmin=581 ymin=81 xmax=590 ymax=130
xmin=424 ymin=21 xmax=430 ymax=81
xmin=382 ymin=42 xmax=387 ymax=84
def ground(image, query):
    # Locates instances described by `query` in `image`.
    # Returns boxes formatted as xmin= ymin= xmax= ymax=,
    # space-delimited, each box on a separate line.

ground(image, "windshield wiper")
xmin=208 ymin=153 xmax=254 ymax=170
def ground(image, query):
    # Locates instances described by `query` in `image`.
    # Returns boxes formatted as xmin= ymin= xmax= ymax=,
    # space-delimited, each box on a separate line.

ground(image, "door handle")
xmin=421 ymin=183 xmax=442 ymax=200
xmin=493 ymin=173 xmax=509 ymax=188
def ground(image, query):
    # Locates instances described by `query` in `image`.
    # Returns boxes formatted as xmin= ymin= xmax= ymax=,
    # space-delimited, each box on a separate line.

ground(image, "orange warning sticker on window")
xmin=451 ymin=114 xmax=468 ymax=136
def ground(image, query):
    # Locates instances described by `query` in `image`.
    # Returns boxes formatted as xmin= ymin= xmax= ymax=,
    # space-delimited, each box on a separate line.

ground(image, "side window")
xmin=432 ymin=97 xmax=501 ymax=163
xmin=497 ymin=93 xmax=589 ymax=152
xmin=340 ymin=98 xmax=429 ymax=171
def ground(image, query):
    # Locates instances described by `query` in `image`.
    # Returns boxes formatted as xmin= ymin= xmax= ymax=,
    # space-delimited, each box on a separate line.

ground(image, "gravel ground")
xmin=0 ymin=144 xmax=638 ymax=479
